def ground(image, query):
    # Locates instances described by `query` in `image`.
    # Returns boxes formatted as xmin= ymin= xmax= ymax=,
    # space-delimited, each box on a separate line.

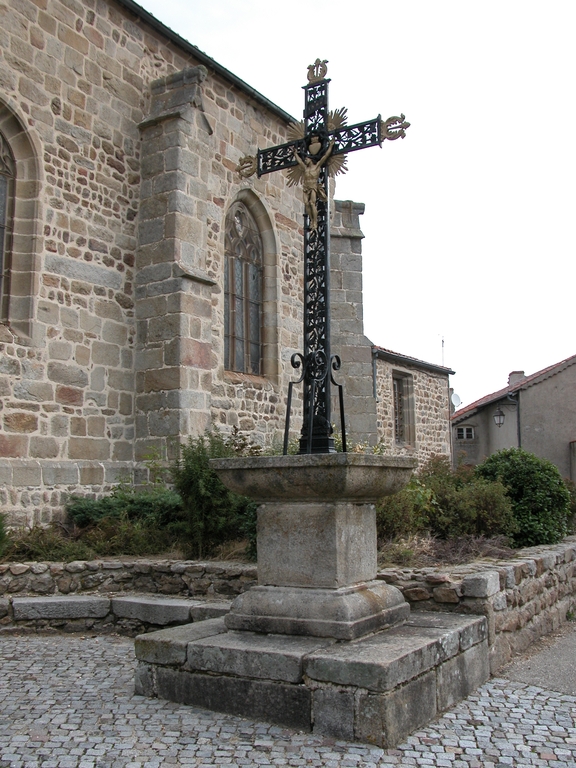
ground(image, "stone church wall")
xmin=0 ymin=0 xmax=304 ymax=525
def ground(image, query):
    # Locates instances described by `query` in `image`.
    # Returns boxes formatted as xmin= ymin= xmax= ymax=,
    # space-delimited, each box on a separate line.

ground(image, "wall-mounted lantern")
xmin=493 ymin=406 xmax=505 ymax=428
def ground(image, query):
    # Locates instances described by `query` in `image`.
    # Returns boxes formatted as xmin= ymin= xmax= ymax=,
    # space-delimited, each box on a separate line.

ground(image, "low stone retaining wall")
xmin=2 ymin=537 xmax=576 ymax=673
xmin=0 ymin=559 xmax=257 ymax=598
xmin=378 ymin=536 xmax=576 ymax=672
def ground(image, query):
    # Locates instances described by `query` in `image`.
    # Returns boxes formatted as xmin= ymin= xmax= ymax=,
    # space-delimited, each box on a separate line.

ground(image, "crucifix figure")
xmin=237 ymin=59 xmax=409 ymax=454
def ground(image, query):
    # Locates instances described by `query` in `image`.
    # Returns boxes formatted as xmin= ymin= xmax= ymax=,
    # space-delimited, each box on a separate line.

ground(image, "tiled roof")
xmin=452 ymin=353 xmax=576 ymax=423
xmin=372 ymin=346 xmax=455 ymax=376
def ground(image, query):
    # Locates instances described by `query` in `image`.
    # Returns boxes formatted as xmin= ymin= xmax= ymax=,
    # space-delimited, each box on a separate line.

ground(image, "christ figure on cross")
xmin=292 ymin=138 xmax=334 ymax=231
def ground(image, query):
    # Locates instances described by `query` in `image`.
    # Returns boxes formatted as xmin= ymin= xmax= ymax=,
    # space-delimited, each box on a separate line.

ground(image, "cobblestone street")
xmin=1 ymin=634 xmax=576 ymax=767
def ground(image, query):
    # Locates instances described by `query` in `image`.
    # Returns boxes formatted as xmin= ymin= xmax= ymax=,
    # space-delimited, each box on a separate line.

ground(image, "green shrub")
xmin=3 ymin=523 xmax=96 ymax=562
xmin=377 ymin=455 xmax=516 ymax=542
xmin=476 ymin=448 xmax=571 ymax=547
xmin=170 ymin=428 xmax=259 ymax=560
xmin=376 ymin=477 xmax=431 ymax=540
xmin=66 ymin=485 xmax=185 ymax=531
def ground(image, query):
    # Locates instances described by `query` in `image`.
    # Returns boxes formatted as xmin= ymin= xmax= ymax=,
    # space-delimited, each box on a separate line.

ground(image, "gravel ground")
xmin=1 ymin=633 xmax=576 ymax=767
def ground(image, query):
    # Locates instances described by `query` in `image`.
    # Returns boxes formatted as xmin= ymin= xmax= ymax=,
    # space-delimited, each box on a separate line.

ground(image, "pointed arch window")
xmin=0 ymin=132 xmax=15 ymax=322
xmin=224 ymin=201 xmax=263 ymax=375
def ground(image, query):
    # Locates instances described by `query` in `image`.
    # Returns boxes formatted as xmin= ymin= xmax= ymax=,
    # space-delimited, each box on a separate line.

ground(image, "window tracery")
xmin=0 ymin=131 xmax=15 ymax=322
xmin=224 ymin=201 xmax=263 ymax=375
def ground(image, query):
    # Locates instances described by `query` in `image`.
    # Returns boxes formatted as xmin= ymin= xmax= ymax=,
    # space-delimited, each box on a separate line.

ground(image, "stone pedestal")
xmin=135 ymin=453 xmax=494 ymax=745
xmin=211 ymin=453 xmax=416 ymax=639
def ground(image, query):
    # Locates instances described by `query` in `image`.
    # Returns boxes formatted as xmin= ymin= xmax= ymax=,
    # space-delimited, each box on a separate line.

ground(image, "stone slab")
xmin=305 ymin=614 xmax=487 ymax=692
xmin=185 ymin=631 xmax=335 ymax=683
xmin=154 ymin=665 xmax=311 ymax=730
xmin=436 ymin=640 xmax=490 ymax=711
xmin=356 ymin=669 xmax=438 ymax=748
xmin=135 ymin=618 xmax=227 ymax=666
xmin=406 ymin=612 xmax=488 ymax=650
xmin=225 ymin=581 xmax=409 ymax=640
xmin=190 ymin=601 xmax=231 ymax=621
xmin=111 ymin=596 xmax=200 ymax=625
xmin=12 ymin=596 xmax=110 ymax=620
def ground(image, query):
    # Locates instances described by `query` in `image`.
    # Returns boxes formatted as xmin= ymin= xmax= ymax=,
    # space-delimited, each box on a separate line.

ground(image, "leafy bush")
xmin=2 ymin=516 xmax=187 ymax=563
xmin=66 ymin=485 xmax=185 ymax=531
xmin=376 ymin=477 xmax=432 ymax=539
xmin=476 ymin=448 xmax=571 ymax=547
xmin=377 ymin=455 xmax=516 ymax=542
xmin=170 ymin=428 xmax=259 ymax=560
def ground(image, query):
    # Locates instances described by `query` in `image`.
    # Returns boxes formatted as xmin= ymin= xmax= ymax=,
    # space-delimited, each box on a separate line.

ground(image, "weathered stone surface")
xmin=190 ymin=601 xmax=231 ymax=621
xmin=305 ymin=618 xmax=476 ymax=692
xmin=312 ymin=687 xmax=355 ymax=740
xmin=135 ymin=618 xmax=227 ymax=666
xmin=436 ymin=640 xmax=490 ymax=711
xmin=111 ymin=596 xmax=198 ymax=625
xmin=212 ymin=454 xmax=417 ymax=504
xmin=356 ymin=670 xmax=437 ymax=748
xmin=12 ymin=596 xmax=110 ymax=620
xmin=257 ymin=501 xmax=377 ymax=588
xmin=462 ymin=571 xmax=500 ymax=598
xmin=225 ymin=581 xmax=409 ymax=640
xmin=154 ymin=666 xmax=312 ymax=730
xmin=185 ymin=631 xmax=334 ymax=683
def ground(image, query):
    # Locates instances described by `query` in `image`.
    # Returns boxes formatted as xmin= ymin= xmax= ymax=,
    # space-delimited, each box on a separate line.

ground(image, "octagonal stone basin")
xmin=210 ymin=453 xmax=417 ymax=504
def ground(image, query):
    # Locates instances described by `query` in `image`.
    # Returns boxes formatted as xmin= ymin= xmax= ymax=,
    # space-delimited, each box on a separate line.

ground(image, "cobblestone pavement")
xmin=1 ymin=634 xmax=576 ymax=767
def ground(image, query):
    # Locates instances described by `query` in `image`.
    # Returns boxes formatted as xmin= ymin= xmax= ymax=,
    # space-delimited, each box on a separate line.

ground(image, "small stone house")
xmin=0 ymin=0 xmax=453 ymax=525
xmin=452 ymin=354 xmax=576 ymax=480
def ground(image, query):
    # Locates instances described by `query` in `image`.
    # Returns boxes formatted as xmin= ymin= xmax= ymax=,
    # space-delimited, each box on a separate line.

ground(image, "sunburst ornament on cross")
xmin=236 ymin=60 xmax=409 ymax=454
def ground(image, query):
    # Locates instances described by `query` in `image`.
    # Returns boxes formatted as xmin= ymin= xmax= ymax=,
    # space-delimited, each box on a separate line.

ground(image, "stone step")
xmin=6 ymin=595 xmax=231 ymax=629
xmin=134 ymin=611 xmax=489 ymax=748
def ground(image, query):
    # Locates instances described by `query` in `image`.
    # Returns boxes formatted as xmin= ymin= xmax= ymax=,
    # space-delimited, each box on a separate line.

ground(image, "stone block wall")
xmin=0 ymin=558 xmax=257 ymax=599
xmin=378 ymin=536 xmax=576 ymax=673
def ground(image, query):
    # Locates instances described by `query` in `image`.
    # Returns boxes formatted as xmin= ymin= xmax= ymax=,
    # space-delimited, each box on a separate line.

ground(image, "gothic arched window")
xmin=0 ymin=131 xmax=15 ymax=322
xmin=224 ymin=201 xmax=263 ymax=375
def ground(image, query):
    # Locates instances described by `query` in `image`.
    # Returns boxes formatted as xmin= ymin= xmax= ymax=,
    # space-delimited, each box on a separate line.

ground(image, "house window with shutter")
xmin=392 ymin=372 xmax=415 ymax=446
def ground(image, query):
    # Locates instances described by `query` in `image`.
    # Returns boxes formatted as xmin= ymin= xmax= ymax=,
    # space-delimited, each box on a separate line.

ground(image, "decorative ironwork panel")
xmin=305 ymin=81 xmax=329 ymax=136
xmin=332 ymin=118 xmax=382 ymax=155
xmin=257 ymin=142 xmax=299 ymax=177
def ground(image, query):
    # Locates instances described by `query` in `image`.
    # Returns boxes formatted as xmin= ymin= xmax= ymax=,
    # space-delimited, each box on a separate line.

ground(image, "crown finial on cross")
xmin=307 ymin=59 xmax=328 ymax=83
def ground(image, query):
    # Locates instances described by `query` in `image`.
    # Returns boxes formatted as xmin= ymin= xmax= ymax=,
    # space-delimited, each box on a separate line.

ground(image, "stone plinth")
xmin=135 ymin=611 xmax=489 ymax=747
xmin=211 ymin=453 xmax=416 ymax=639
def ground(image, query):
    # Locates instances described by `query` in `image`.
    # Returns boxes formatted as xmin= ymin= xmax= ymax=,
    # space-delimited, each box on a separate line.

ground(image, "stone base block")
xmin=135 ymin=611 xmax=489 ymax=747
xmin=224 ymin=580 xmax=409 ymax=640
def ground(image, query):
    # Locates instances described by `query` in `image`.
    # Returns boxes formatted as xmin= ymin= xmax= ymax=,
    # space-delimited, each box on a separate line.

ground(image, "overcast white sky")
xmin=138 ymin=0 xmax=576 ymax=409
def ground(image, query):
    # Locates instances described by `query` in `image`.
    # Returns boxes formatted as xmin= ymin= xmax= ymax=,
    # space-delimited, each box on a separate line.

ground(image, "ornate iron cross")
xmin=237 ymin=59 xmax=409 ymax=454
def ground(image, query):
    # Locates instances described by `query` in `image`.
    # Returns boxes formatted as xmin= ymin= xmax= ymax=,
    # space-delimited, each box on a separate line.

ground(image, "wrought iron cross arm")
xmin=330 ymin=117 xmax=382 ymax=156
xmin=257 ymin=140 xmax=304 ymax=177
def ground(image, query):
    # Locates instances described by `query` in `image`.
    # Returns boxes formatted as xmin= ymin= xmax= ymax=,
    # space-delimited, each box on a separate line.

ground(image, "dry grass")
xmin=378 ymin=534 xmax=515 ymax=569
